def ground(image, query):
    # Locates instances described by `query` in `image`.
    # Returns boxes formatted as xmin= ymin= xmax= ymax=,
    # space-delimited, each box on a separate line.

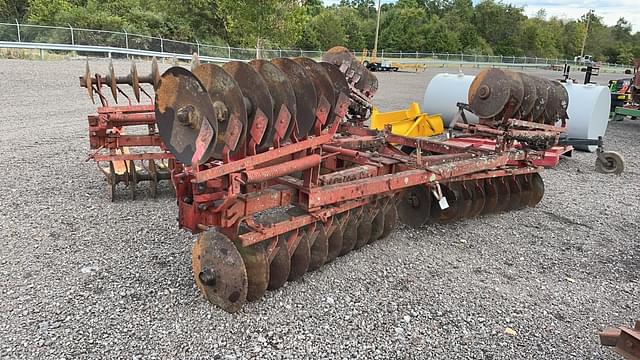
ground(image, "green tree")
xmin=217 ymin=0 xmax=305 ymax=48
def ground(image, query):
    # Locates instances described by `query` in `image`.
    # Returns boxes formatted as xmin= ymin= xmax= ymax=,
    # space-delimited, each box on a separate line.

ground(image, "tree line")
xmin=1 ymin=0 xmax=639 ymax=64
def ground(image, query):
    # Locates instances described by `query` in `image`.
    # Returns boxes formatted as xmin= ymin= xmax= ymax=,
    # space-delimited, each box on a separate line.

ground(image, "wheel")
xmin=595 ymin=151 xmax=625 ymax=175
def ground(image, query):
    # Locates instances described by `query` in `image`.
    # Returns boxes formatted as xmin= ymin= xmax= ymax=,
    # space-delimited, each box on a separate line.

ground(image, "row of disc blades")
xmin=154 ymin=57 xmax=353 ymax=166
xmin=468 ymin=68 xmax=569 ymax=125
xmin=398 ymin=173 xmax=545 ymax=228
xmin=192 ymin=172 xmax=544 ymax=312
xmin=192 ymin=199 xmax=397 ymax=312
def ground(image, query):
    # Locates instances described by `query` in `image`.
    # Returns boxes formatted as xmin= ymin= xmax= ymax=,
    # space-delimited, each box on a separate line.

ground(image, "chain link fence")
xmin=0 ymin=21 xmax=630 ymax=70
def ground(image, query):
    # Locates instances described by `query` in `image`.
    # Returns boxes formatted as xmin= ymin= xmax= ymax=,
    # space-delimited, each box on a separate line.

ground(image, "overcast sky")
xmin=322 ymin=0 xmax=639 ymax=31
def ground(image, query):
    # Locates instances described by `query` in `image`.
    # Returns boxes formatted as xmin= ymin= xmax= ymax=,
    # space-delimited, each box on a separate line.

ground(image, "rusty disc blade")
xmin=398 ymin=186 xmax=431 ymax=228
xmin=380 ymin=203 xmax=397 ymax=240
xmin=504 ymin=70 xmax=524 ymax=117
xmin=468 ymin=68 xmax=512 ymax=118
xmin=516 ymin=175 xmax=533 ymax=208
xmin=507 ymin=177 xmax=523 ymax=210
xmin=320 ymin=62 xmax=349 ymax=100
xmin=369 ymin=206 xmax=385 ymax=243
xmin=340 ymin=212 xmax=359 ymax=256
xmin=271 ymin=58 xmax=317 ymax=138
xmin=192 ymin=230 xmax=248 ymax=313
xmin=267 ymin=236 xmax=291 ymax=291
xmin=108 ymin=60 xmax=118 ymax=103
xmin=223 ymin=61 xmax=274 ymax=151
xmin=322 ymin=46 xmax=356 ymax=72
xmin=308 ymin=226 xmax=328 ymax=272
xmin=531 ymin=76 xmax=549 ymax=122
xmin=235 ymin=240 xmax=269 ymax=302
xmin=529 ymin=173 xmax=544 ymax=206
xmin=518 ymin=73 xmax=537 ymax=119
xmin=294 ymin=57 xmax=336 ymax=133
xmin=192 ymin=64 xmax=247 ymax=158
xmin=326 ymin=223 xmax=342 ymax=263
xmin=551 ymin=81 xmax=569 ymax=124
xmin=354 ymin=62 xmax=378 ymax=97
xmin=493 ymin=177 xmax=511 ymax=213
xmin=288 ymin=230 xmax=310 ymax=281
xmin=250 ymin=59 xmax=297 ymax=143
xmin=131 ymin=61 xmax=140 ymax=102
xmin=151 ymin=57 xmax=160 ymax=89
xmin=481 ymin=179 xmax=499 ymax=215
xmin=467 ymin=182 xmax=485 ymax=218
xmin=354 ymin=209 xmax=373 ymax=249
xmin=437 ymin=183 xmax=463 ymax=223
xmin=155 ymin=66 xmax=218 ymax=166
xmin=457 ymin=183 xmax=474 ymax=219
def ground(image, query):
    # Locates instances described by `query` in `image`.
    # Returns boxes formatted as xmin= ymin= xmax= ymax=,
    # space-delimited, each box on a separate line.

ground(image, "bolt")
xmin=176 ymin=105 xmax=201 ymax=128
xmin=199 ymin=267 xmax=216 ymax=286
xmin=212 ymin=101 xmax=229 ymax=123
xmin=478 ymin=85 xmax=491 ymax=99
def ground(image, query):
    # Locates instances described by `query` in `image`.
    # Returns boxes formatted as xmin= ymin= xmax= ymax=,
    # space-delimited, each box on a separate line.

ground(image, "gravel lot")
xmin=0 ymin=58 xmax=638 ymax=359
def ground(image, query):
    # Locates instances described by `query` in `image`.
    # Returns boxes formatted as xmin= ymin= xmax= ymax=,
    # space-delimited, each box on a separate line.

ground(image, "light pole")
xmin=372 ymin=0 xmax=381 ymax=61
xmin=580 ymin=9 xmax=594 ymax=58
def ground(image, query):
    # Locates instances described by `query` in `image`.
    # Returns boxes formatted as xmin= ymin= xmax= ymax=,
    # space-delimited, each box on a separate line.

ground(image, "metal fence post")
xmin=160 ymin=37 xmax=164 ymax=53
xmin=227 ymin=45 xmax=231 ymax=59
xmin=123 ymin=29 xmax=129 ymax=49
xmin=15 ymin=19 xmax=21 ymax=42
xmin=68 ymin=24 xmax=74 ymax=45
xmin=196 ymin=40 xmax=200 ymax=56
xmin=279 ymin=47 xmax=282 ymax=58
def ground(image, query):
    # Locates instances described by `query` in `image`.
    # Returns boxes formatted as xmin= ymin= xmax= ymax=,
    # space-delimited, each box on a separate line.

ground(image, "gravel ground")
xmin=0 ymin=58 xmax=638 ymax=359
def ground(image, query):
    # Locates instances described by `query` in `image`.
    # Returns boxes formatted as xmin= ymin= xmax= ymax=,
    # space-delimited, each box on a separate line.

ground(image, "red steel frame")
xmin=172 ymin=120 xmax=547 ymax=255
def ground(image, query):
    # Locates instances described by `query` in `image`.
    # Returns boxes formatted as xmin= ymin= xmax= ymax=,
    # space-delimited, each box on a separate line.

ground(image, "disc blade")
xmin=481 ymin=179 xmax=499 ymax=215
xmin=155 ymin=66 xmax=218 ymax=166
xmin=192 ymin=231 xmax=247 ymax=313
xmin=493 ymin=178 xmax=511 ymax=213
xmin=340 ymin=213 xmax=359 ymax=256
xmin=517 ymin=175 xmax=533 ymax=208
xmin=467 ymin=182 xmax=486 ymax=218
xmin=437 ymin=183 xmax=462 ymax=223
xmin=326 ymin=223 xmax=342 ymax=263
xmin=267 ymin=236 xmax=291 ymax=291
xmin=507 ymin=177 xmax=523 ymax=210
xmin=518 ymin=73 xmax=537 ymax=119
xmin=288 ymin=230 xmax=310 ymax=281
xmin=271 ymin=58 xmax=317 ymax=138
xmin=250 ymin=59 xmax=297 ymax=143
xmin=468 ymin=68 xmax=511 ymax=118
xmin=223 ymin=61 xmax=274 ymax=151
xmin=369 ymin=206 xmax=385 ymax=243
xmin=531 ymin=76 xmax=549 ymax=123
xmin=504 ymin=69 xmax=524 ymax=117
xmin=379 ymin=203 xmax=398 ymax=240
xmin=308 ymin=226 xmax=328 ymax=272
xmin=235 ymin=241 xmax=269 ymax=302
xmin=294 ymin=57 xmax=336 ymax=133
xmin=192 ymin=64 xmax=247 ymax=157
xmin=398 ymin=186 xmax=431 ymax=228
xmin=529 ymin=172 xmax=544 ymax=206
xmin=457 ymin=183 xmax=474 ymax=219
xmin=354 ymin=209 xmax=373 ymax=249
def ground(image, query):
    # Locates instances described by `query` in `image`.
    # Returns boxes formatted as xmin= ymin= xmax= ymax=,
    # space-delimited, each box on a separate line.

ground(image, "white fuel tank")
xmin=561 ymin=82 xmax=611 ymax=152
xmin=422 ymin=73 xmax=478 ymax=127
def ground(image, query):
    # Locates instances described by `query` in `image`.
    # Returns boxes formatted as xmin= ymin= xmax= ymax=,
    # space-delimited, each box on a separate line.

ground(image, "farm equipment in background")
xmin=80 ymin=59 xmax=177 ymax=200
xmin=360 ymin=49 xmax=426 ymax=72
xmin=611 ymin=59 xmax=640 ymax=122
xmin=600 ymin=320 xmax=640 ymax=360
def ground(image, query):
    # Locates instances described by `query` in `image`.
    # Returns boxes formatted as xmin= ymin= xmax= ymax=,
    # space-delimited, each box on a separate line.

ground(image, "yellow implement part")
xmin=370 ymin=102 xmax=444 ymax=138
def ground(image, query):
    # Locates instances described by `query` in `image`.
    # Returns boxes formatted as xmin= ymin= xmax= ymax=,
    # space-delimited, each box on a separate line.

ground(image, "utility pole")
xmin=580 ymin=9 xmax=594 ymax=58
xmin=372 ymin=0 xmax=382 ymax=61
